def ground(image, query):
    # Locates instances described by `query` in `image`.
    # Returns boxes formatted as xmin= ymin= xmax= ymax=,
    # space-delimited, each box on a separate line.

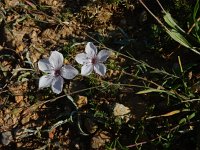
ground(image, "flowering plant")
xmin=75 ymin=42 xmax=110 ymax=76
xmin=38 ymin=51 xmax=78 ymax=94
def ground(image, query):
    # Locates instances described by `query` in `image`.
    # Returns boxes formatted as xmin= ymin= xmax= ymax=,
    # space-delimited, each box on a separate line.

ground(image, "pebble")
xmin=0 ymin=131 xmax=13 ymax=145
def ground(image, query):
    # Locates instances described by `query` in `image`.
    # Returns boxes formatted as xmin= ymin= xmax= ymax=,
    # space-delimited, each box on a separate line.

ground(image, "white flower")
xmin=38 ymin=51 xmax=79 ymax=94
xmin=75 ymin=42 xmax=110 ymax=76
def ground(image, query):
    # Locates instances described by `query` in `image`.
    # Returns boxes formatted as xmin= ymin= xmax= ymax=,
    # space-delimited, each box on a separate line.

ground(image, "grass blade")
xmin=164 ymin=12 xmax=185 ymax=33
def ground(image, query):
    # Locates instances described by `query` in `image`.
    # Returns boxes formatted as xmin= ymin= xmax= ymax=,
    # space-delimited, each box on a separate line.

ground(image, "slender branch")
xmin=187 ymin=17 xmax=200 ymax=34
xmin=123 ymin=71 xmax=165 ymax=89
xmin=181 ymin=98 xmax=200 ymax=103
xmin=126 ymin=136 xmax=160 ymax=148
xmin=155 ymin=0 xmax=166 ymax=14
xmin=138 ymin=0 xmax=169 ymax=32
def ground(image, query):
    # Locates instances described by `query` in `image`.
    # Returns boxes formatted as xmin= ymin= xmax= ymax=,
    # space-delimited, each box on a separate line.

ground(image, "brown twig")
xmin=126 ymin=136 xmax=160 ymax=148
xmin=187 ymin=17 xmax=200 ymax=34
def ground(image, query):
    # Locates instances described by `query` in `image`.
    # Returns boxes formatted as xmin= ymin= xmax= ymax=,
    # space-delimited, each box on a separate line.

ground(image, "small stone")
xmin=113 ymin=103 xmax=131 ymax=122
xmin=91 ymin=131 xmax=110 ymax=149
xmin=0 ymin=118 xmax=3 ymax=125
xmin=76 ymin=96 xmax=88 ymax=108
xmin=15 ymin=95 xmax=24 ymax=103
xmin=1 ymin=131 xmax=13 ymax=145
xmin=113 ymin=103 xmax=130 ymax=116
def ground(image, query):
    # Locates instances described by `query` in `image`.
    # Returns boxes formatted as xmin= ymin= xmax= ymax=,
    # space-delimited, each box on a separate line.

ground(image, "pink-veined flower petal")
xmin=97 ymin=50 xmax=110 ymax=62
xmin=94 ymin=63 xmax=106 ymax=76
xmin=61 ymin=65 xmax=79 ymax=79
xmin=38 ymin=59 xmax=52 ymax=73
xmin=81 ymin=64 xmax=93 ymax=76
xmin=75 ymin=53 xmax=90 ymax=65
xmin=51 ymin=76 xmax=64 ymax=94
xmin=39 ymin=75 xmax=54 ymax=89
xmin=85 ymin=42 xmax=97 ymax=57
xmin=49 ymin=51 xmax=63 ymax=70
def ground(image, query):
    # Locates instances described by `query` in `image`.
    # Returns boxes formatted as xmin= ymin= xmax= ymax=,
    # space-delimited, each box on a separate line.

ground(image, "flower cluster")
xmin=38 ymin=42 xmax=110 ymax=94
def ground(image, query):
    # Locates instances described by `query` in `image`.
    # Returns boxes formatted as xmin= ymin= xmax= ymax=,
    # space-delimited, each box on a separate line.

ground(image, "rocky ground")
xmin=0 ymin=0 xmax=199 ymax=149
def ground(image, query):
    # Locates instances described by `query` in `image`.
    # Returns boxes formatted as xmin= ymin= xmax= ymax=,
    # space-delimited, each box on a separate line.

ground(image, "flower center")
xmin=54 ymin=70 xmax=61 ymax=76
xmin=91 ymin=57 xmax=97 ymax=64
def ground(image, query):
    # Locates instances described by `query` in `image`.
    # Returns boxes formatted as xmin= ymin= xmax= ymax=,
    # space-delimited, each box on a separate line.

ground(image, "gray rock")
xmin=1 ymin=131 xmax=13 ymax=145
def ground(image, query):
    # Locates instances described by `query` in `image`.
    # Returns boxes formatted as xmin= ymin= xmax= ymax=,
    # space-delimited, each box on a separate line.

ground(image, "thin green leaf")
xmin=161 ymin=110 xmax=181 ymax=117
xmin=164 ymin=12 xmax=185 ymax=33
xmin=167 ymin=29 xmax=191 ymax=48
xmin=187 ymin=112 xmax=196 ymax=120
xmin=193 ymin=0 xmax=200 ymax=42
xmin=136 ymin=88 xmax=176 ymax=97
xmin=137 ymin=88 xmax=163 ymax=94
xmin=167 ymin=29 xmax=200 ymax=55
xmin=179 ymin=118 xmax=187 ymax=125
xmin=193 ymin=0 xmax=199 ymax=21
xmin=146 ymin=109 xmax=190 ymax=119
